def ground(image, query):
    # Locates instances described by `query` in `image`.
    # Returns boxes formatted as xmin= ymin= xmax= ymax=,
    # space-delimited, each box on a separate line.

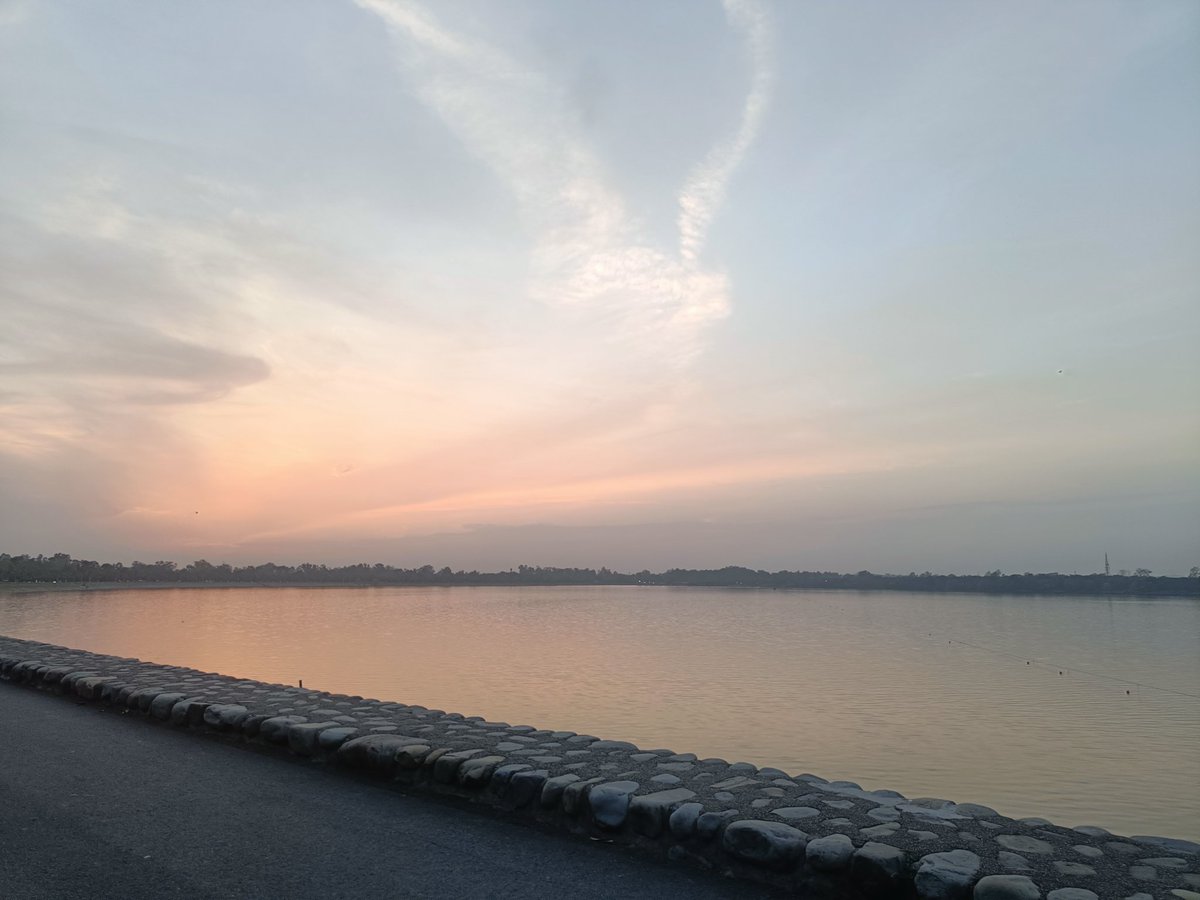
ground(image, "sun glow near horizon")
xmin=1 ymin=0 xmax=1197 ymax=573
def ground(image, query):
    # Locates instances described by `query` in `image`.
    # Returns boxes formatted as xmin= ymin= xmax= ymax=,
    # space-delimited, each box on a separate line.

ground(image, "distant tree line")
xmin=1 ymin=553 xmax=1197 ymax=597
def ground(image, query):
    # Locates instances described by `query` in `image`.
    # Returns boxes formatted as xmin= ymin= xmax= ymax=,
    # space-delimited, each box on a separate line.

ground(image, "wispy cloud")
xmin=678 ymin=0 xmax=773 ymax=264
xmin=356 ymin=0 xmax=772 ymax=364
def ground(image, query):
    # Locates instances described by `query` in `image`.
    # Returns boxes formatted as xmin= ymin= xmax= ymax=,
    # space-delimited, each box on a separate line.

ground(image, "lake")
xmin=1 ymin=585 xmax=1196 ymax=840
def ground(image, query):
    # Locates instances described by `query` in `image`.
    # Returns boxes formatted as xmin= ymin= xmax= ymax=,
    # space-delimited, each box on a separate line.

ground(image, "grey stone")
xmin=286 ymin=721 xmax=342 ymax=755
xmin=772 ymin=806 xmax=819 ymax=821
xmin=417 ymin=747 xmax=451 ymax=771
xmin=1128 ymin=866 xmax=1156 ymax=881
xmin=852 ymin=841 xmax=908 ymax=887
xmin=722 ymin=820 xmax=807 ymax=869
xmin=259 ymin=715 xmax=308 ymax=745
xmin=973 ymin=875 xmax=1042 ymax=900
xmin=1122 ymin=895 xmax=1153 ymax=900
xmin=1052 ymin=860 xmax=1095 ymax=877
xmin=629 ymin=788 xmax=697 ymax=837
xmin=1139 ymin=857 xmax=1189 ymax=869
xmin=823 ymin=799 xmax=856 ymax=810
xmin=655 ymin=762 xmax=695 ymax=773
xmin=1131 ymin=837 xmax=1200 ymax=856
xmin=868 ymin=805 xmax=901 ymax=821
xmin=651 ymin=773 xmax=681 ymax=785
xmin=202 ymin=703 xmax=249 ymax=731
xmin=489 ymin=763 xmax=532 ymax=790
xmin=1072 ymin=845 xmax=1104 ymax=859
xmin=433 ymin=749 xmax=486 ymax=783
xmin=561 ymin=777 xmax=602 ymax=816
xmin=1046 ymin=891 xmax=1098 ymax=900
xmin=588 ymin=780 xmax=640 ymax=830
xmin=507 ymin=769 xmax=549 ymax=808
xmin=334 ymin=734 xmax=411 ymax=775
xmin=915 ymin=849 xmax=982 ymax=899
xmin=1073 ymin=826 xmax=1111 ymax=838
xmin=714 ymin=791 xmax=736 ymax=802
xmin=168 ymin=697 xmax=211 ymax=726
xmin=668 ymin=802 xmax=704 ymax=839
xmin=861 ymin=823 xmax=901 ymax=838
xmin=750 ymin=798 xmax=771 ymax=809
xmin=148 ymin=692 xmax=188 ymax=720
xmin=1106 ymin=842 xmax=1144 ymax=855
xmin=805 ymin=833 xmax=854 ymax=872
xmin=74 ymin=675 xmax=116 ymax=700
xmin=457 ymin=755 xmax=506 ymax=789
xmin=697 ymin=809 xmax=738 ymax=842
xmin=955 ymin=803 xmax=1000 ymax=818
xmin=711 ymin=776 xmax=758 ymax=791
xmin=590 ymin=740 xmax=638 ymax=751
xmin=996 ymin=835 xmax=1055 ymax=855
xmin=315 ymin=726 xmax=360 ymax=754
xmin=1019 ymin=817 xmax=1053 ymax=827
xmin=910 ymin=830 xmax=940 ymax=842
xmin=538 ymin=773 xmax=581 ymax=807
xmin=394 ymin=744 xmax=432 ymax=769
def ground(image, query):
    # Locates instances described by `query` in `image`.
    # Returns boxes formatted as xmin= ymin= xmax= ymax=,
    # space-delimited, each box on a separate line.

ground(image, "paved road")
xmin=0 ymin=685 xmax=781 ymax=900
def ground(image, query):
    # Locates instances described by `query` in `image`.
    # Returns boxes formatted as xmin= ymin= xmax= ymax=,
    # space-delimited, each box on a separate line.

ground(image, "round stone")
xmin=1047 ymin=891 xmax=1098 ymax=900
xmin=915 ymin=848 xmax=981 ymax=899
xmin=806 ymin=833 xmax=854 ymax=872
xmin=974 ymin=874 xmax=1041 ymax=900
xmin=722 ymin=820 xmax=807 ymax=868
xmin=1053 ymin=861 xmax=1096 ymax=877
xmin=772 ymin=806 xmax=819 ymax=821
xmin=955 ymin=803 xmax=1001 ymax=818
xmin=996 ymin=835 xmax=1055 ymax=855
xmin=1072 ymin=845 xmax=1104 ymax=859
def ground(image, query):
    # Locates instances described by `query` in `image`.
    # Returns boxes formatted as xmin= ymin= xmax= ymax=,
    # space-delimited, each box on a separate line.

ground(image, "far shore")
xmin=2 ymin=580 xmax=1196 ymax=599
xmin=0 ymin=581 xmax=395 ymax=594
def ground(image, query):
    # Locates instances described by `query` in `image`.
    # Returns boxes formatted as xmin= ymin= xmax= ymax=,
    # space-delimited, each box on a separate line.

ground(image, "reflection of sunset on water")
xmin=2 ymin=585 xmax=1196 ymax=842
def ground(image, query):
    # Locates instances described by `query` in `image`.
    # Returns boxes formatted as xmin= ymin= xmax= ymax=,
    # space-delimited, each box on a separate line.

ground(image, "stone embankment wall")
xmin=1 ymin=635 xmax=1196 ymax=900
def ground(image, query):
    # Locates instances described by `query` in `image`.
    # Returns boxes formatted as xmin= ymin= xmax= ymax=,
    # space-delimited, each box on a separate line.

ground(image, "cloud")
xmin=677 ymin=0 xmax=772 ymax=264
xmin=356 ymin=0 xmax=772 ymax=365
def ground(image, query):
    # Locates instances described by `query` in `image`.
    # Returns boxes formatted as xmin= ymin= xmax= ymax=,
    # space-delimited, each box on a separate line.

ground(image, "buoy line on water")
xmin=933 ymin=634 xmax=1200 ymax=700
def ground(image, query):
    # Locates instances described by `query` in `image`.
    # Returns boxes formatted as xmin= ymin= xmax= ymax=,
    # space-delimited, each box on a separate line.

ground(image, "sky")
xmin=1 ymin=0 xmax=1197 ymax=575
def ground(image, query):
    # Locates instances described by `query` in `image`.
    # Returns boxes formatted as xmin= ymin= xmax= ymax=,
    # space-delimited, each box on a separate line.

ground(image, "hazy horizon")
xmin=2 ymin=1 xmax=1197 ymax=575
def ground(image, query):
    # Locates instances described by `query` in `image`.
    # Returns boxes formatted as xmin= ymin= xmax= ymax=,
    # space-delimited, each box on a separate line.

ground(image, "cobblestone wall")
xmin=2 ymin=635 xmax=1196 ymax=900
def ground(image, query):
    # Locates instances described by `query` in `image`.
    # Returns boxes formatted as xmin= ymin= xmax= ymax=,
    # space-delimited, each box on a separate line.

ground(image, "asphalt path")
xmin=0 ymin=685 xmax=781 ymax=900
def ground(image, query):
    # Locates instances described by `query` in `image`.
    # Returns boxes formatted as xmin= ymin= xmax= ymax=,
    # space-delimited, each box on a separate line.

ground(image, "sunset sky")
xmin=1 ymin=0 xmax=1197 ymax=574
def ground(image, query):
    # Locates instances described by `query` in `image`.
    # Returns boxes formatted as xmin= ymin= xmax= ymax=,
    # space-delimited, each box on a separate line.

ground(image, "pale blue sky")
xmin=1 ymin=0 xmax=1197 ymax=573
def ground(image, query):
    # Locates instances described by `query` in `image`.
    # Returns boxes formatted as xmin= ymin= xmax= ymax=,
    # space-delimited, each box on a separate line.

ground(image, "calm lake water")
xmin=1 ymin=585 xmax=1196 ymax=840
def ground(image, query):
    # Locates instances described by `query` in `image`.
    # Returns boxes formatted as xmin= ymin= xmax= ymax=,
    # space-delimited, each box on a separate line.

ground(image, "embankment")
xmin=1 ymin=634 xmax=1196 ymax=900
